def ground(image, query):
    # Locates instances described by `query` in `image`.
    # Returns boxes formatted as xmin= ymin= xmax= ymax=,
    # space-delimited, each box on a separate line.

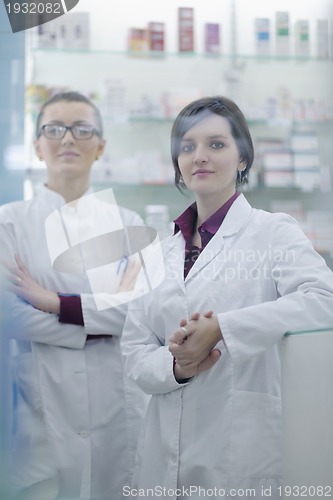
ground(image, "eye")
xmin=44 ymin=124 xmax=65 ymax=138
xmin=210 ymin=141 xmax=224 ymax=149
xmin=73 ymin=125 xmax=94 ymax=138
xmin=180 ymin=143 xmax=195 ymax=153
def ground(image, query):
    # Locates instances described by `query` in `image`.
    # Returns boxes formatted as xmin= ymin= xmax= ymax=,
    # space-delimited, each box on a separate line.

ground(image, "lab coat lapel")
xmin=185 ymin=194 xmax=253 ymax=283
xmin=166 ymin=231 xmax=187 ymax=292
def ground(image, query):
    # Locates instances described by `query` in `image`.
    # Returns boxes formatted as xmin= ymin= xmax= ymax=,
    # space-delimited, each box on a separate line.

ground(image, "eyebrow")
xmin=46 ymin=120 xmax=93 ymax=125
xmin=181 ymin=134 xmax=229 ymax=141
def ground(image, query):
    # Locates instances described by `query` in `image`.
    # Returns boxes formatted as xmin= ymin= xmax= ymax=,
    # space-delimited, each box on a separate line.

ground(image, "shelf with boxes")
xmin=25 ymin=48 xmax=333 ymax=172
xmin=24 ymin=46 xmax=333 ymax=266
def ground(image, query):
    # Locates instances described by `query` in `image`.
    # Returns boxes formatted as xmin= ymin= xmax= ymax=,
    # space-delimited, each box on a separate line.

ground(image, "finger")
xmin=168 ymin=327 xmax=188 ymax=345
xmin=8 ymin=274 xmax=24 ymax=286
xmin=15 ymin=275 xmax=23 ymax=286
xmin=179 ymin=318 xmax=188 ymax=327
xmin=14 ymin=254 xmax=27 ymax=272
xmin=125 ymin=259 xmax=141 ymax=276
xmin=168 ymin=342 xmax=179 ymax=355
xmin=203 ymin=310 xmax=214 ymax=318
xmin=174 ymin=359 xmax=196 ymax=368
xmin=169 ymin=342 xmax=192 ymax=359
xmin=189 ymin=312 xmax=200 ymax=321
xmin=168 ymin=332 xmax=185 ymax=345
xmin=197 ymin=349 xmax=221 ymax=375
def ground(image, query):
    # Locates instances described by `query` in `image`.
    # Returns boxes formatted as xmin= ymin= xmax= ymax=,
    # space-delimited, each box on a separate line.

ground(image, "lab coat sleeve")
xmin=219 ymin=214 xmax=333 ymax=365
xmin=81 ymin=292 xmax=132 ymax=336
xmin=121 ymin=287 xmax=184 ymax=395
xmin=5 ymin=292 xmax=87 ymax=348
xmin=0 ymin=213 xmax=86 ymax=349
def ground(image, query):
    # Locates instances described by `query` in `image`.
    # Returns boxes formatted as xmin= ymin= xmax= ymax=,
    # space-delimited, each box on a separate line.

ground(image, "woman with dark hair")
xmin=0 ymin=91 xmax=147 ymax=500
xmin=122 ymin=96 xmax=333 ymax=499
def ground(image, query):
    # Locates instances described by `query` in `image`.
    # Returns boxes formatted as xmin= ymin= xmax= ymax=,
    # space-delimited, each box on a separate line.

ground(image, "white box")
xmin=290 ymin=134 xmax=318 ymax=152
xmin=263 ymin=151 xmax=293 ymax=170
xmin=68 ymin=12 xmax=90 ymax=50
xmin=31 ymin=22 xmax=57 ymax=49
xmin=264 ymin=170 xmax=294 ymax=187
xmin=317 ymin=19 xmax=329 ymax=59
xmin=295 ymin=20 xmax=310 ymax=58
xmin=255 ymin=18 xmax=270 ymax=56
xmin=293 ymin=154 xmax=319 ymax=170
xmin=294 ymin=170 xmax=321 ymax=191
xmin=51 ymin=15 xmax=70 ymax=50
xmin=275 ymin=11 xmax=290 ymax=56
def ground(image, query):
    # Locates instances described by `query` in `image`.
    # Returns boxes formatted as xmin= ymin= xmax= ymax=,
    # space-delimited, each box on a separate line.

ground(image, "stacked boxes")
xmin=31 ymin=12 xmax=90 ymax=50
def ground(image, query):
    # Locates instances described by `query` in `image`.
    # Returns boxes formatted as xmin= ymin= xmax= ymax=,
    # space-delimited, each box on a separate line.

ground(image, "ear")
xmin=96 ymin=138 xmax=106 ymax=158
xmin=239 ymin=157 xmax=247 ymax=171
xmin=34 ymin=138 xmax=42 ymax=160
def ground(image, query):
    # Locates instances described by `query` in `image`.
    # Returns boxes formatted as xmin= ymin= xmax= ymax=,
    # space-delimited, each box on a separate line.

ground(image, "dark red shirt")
xmin=174 ymin=192 xmax=240 ymax=279
xmin=58 ymin=294 xmax=110 ymax=340
xmin=58 ymin=294 xmax=84 ymax=326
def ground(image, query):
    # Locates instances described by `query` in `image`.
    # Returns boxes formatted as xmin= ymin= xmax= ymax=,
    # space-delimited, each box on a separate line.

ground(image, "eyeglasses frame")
xmin=37 ymin=123 xmax=102 ymax=140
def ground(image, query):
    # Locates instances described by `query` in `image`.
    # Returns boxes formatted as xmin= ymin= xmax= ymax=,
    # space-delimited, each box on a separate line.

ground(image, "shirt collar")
xmin=36 ymin=183 xmax=93 ymax=209
xmin=174 ymin=191 xmax=241 ymax=242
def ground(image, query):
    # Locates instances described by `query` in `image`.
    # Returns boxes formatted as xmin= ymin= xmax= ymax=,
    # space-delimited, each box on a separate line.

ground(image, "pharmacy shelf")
xmin=27 ymin=49 xmax=333 ymax=107
xmin=30 ymin=48 xmax=333 ymax=62
xmin=25 ymin=44 xmax=333 ymax=270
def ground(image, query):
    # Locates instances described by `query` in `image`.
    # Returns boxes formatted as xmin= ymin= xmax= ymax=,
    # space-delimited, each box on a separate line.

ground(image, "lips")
xmin=59 ymin=151 xmax=80 ymax=158
xmin=193 ymin=169 xmax=214 ymax=175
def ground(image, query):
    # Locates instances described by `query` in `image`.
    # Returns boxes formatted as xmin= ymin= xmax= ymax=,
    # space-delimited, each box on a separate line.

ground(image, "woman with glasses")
xmin=121 ymin=96 xmax=333 ymax=499
xmin=0 ymin=91 xmax=147 ymax=499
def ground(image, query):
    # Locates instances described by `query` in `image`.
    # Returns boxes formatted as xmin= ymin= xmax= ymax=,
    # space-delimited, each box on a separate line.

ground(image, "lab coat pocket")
xmin=229 ymin=390 xmax=281 ymax=478
xmin=14 ymin=352 xmax=43 ymax=414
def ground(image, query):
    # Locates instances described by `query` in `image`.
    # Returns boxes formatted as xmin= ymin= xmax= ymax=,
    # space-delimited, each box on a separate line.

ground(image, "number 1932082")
xmin=278 ymin=485 xmax=332 ymax=497
xmin=6 ymin=2 xmax=62 ymax=14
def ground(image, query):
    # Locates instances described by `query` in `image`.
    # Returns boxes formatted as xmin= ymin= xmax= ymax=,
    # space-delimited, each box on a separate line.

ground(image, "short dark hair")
xmin=171 ymin=96 xmax=254 ymax=190
xmin=35 ymin=91 xmax=103 ymax=138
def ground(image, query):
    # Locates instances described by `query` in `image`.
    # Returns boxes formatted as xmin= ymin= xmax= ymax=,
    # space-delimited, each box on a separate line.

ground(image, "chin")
xmin=59 ymin=165 xmax=85 ymax=178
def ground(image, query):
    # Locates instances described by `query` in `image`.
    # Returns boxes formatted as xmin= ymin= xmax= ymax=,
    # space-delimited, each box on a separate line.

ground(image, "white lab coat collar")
xmin=36 ymin=183 xmax=93 ymax=210
xmin=167 ymin=194 xmax=253 ymax=287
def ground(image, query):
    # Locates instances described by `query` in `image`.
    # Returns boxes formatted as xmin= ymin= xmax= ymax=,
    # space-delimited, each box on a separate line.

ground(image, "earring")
xmin=39 ymin=157 xmax=43 ymax=161
xmin=96 ymin=156 xmax=99 ymax=161
xmin=237 ymin=169 xmax=245 ymax=184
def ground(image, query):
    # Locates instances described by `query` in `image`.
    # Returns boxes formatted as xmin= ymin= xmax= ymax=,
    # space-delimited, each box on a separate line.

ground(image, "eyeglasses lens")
xmin=42 ymin=124 xmax=96 ymax=140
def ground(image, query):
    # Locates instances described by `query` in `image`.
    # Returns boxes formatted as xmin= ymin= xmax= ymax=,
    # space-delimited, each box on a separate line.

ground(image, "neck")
xmin=46 ymin=176 xmax=90 ymax=203
xmin=195 ymin=189 xmax=236 ymax=227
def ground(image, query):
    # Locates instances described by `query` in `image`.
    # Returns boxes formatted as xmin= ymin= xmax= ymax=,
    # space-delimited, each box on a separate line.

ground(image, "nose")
xmin=62 ymin=128 xmax=75 ymax=143
xmin=193 ymin=146 xmax=208 ymax=165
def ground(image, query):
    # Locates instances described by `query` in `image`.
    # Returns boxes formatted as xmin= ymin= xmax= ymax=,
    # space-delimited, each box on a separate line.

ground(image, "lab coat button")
xmin=79 ymin=430 xmax=88 ymax=438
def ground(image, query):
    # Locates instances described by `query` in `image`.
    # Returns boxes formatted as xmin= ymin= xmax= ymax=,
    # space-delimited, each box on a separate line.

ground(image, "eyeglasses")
xmin=38 ymin=124 xmax=101 ymax=140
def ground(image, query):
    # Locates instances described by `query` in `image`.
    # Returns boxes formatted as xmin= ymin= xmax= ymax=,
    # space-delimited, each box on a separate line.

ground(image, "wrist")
xmin=213 ymin=315 xmax=223 ymax=342
xmin=47 ymin=292 xmax=60 ymax=314
xmin=173 ymin=359 xmax=194 ymax=384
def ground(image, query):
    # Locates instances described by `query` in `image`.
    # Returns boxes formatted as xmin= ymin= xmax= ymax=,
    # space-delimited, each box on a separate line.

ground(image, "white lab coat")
xmin=122 ymin=194 xmax=333 ymax=500
xmin=0 ymin=185 xmax=148 ymax=499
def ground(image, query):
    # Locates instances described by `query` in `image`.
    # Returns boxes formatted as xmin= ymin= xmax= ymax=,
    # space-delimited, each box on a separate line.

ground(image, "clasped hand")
xmin=168 ymin=311 xmax=223 ymax=381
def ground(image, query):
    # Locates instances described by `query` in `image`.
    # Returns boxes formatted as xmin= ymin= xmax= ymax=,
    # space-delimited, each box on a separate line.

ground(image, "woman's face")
xmin=178 ymin=113 xmax=245 ymax=203
xmin=34 ymin=100 xmax=105 ymax=182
